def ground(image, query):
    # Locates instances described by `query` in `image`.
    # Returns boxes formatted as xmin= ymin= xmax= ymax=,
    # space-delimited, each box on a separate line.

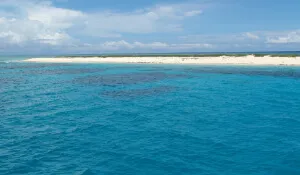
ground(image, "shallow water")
xmin=1 ymin=62 xmax=300 ymax=175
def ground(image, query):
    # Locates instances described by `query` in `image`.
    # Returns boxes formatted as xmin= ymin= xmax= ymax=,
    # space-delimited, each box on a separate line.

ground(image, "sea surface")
xmin=1 ymin=57 xmax=300 ymax=175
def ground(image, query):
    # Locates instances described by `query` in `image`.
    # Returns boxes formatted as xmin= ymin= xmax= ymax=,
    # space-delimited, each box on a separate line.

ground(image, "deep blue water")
xmin=1 ymin=61 xmax=300 ymax=175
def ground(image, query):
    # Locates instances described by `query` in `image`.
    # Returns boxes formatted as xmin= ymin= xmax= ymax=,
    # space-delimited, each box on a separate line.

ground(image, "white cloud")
xmin=180 ymin=30 xmax=300 ymax=45
xmin=0 ymin=0 xmax=79 ymax=46
xmin=266 ymin=30 xmax=300 ymax=44
xmin=180 ymin=32 xmax=262 ymax=44
xmin=184 ymin=10 xmax=202 ymax=17
xmin=179 ymin=33 xmax=252 ymax=45
xmin=0 ymin=0 xmax=209 ymax=53
xmin=98 ymin=40 xmax=213 ymax=51
xmin=101 ymin=40 xmax=135 ymax=50
xmin=1 ymin=0 xmax=299 ymax=53
xmin=133 ymin=41 xmax=169 ymax=49
xmin=178 ymin=29 xmax=300 ymax=51
xmin=244 ymin=32 xmax=259 ymax=40
xmin=27 ymin=3 xmax=84 ymax=30
xmin=172 ymin=43 xmax=213 ymax=49
xmin=37 ymin=32 xmax=71 ymax=45
xmin=0 ymin=0 xmax=204 ymax=46
xmin=0 ymin=16 xmax=73 ymax=46
xmin=81 ymin=4 xmax=203 ymax=37
xmin=0 ymin=31 xmax=24 ymax=44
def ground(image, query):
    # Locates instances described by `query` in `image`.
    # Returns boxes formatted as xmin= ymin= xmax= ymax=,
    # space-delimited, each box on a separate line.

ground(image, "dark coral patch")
xmin=185 ymin=67 xmax=300 ymax=78
xmin=73 ymin=72 xmax=187 ymax=86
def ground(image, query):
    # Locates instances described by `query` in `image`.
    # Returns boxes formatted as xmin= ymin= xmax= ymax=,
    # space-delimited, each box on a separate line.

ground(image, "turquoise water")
xmin=1 ymin=61 xmax=300 ymax=175
xmin=0 ymin=56 xmax=38 ymax=62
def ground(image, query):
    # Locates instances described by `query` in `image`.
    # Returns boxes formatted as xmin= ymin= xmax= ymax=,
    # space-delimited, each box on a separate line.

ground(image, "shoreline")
xmin=22 ymin=55 xmax=300 ymax=66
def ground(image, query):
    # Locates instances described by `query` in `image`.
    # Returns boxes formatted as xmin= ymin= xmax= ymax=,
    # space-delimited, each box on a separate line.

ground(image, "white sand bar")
xmin=23 ymin=55 xmax=300 ymax=66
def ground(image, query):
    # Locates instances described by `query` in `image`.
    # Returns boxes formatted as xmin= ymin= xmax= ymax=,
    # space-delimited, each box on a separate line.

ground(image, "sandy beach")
xmin=23 ymin=55 xmax=300 ymax=66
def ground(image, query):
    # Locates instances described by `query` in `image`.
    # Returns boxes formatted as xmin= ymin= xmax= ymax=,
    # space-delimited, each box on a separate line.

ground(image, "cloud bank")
xmin=0 ymin=0 xmax=299 ymax=53
xmin=0 ymin=0 xmax=205 ymax=50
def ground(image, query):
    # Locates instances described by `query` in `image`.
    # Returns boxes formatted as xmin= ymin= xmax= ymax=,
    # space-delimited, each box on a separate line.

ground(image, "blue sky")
xmin=0 ymin=0 xmax=299 ymax=54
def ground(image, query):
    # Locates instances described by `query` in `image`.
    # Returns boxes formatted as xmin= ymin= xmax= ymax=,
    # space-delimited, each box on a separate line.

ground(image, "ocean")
xmin=1 ymin=57 xmax=300 ymax=175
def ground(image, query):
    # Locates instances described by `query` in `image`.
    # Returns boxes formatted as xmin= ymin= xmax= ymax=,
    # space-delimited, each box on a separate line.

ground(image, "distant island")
xmin=23 ymin=53 xmax=300 ymax=66
xmin=54 ymin=53 xmax=300 ymax=58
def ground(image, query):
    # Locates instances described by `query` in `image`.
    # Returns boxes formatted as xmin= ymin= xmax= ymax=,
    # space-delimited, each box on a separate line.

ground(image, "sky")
xmin=0 ymin=0 xmax=300 ymax=54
